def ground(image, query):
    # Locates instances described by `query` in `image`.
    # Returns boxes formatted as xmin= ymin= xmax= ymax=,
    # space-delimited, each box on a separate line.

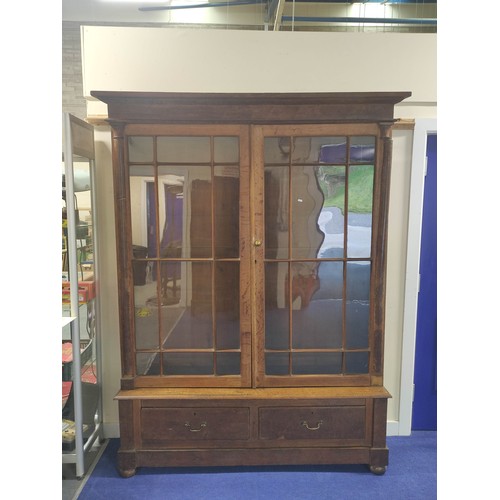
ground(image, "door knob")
xmin=254 ymin=239 xmax=262 ymax=247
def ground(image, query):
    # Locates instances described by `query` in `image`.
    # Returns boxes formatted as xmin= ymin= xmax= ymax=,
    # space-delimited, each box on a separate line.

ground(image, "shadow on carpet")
xmin=78 ymin=432 xmax=436 ymax=500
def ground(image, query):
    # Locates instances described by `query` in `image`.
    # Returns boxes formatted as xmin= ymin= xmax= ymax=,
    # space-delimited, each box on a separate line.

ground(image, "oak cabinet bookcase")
xmin=92 ymin=91 xmax=411 ymax=477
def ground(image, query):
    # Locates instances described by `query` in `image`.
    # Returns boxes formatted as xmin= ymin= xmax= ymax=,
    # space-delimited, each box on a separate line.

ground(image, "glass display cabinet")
xmin=62 ymin=112 xmax=103 ymax=478
xmin=92 ymin=91 xmax=410 ymax=477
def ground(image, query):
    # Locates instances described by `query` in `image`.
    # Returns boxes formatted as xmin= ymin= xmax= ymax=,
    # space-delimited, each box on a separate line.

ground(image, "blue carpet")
xmin=79 ymin=432 xmax=436 ymax=500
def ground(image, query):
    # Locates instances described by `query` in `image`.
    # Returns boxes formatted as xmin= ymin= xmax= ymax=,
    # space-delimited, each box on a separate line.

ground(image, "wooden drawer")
xmin=141 ymin=407 xmax=250 ymax=442
xmin=259 ymin=406 xmax=366 ymax=441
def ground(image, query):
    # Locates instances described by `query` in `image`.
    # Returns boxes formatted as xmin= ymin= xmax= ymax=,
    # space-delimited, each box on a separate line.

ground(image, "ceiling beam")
xmin=281 ymin=15 xmax=436 ymax=25
xmin=272 ymin=0 xmax=287 ymax=30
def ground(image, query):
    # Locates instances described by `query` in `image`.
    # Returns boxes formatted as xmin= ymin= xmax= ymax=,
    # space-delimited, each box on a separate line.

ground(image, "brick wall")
xmin=62 ymin=22 xmax=86 ymax=120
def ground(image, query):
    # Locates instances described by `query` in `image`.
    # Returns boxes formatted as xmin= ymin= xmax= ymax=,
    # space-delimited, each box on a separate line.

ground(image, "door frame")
xmin=398 ymin=118 xmax=437 ymax=435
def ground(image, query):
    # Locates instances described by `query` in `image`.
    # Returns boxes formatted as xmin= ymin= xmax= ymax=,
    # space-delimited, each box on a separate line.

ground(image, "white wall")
xmin=82 ymin=27 xmax=436 ymax=438
xmin=82 ymin=27 xmax=436 ymax=115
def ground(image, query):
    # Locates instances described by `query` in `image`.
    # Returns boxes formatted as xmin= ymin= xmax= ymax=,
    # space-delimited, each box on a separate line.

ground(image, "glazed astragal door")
xmin=253 ymin=124 xmax=383 ymax=387
xmin=124 ymin=125 xmax=251 ymax=387
xmin=122 ymin=122 xmax=385 ymax=389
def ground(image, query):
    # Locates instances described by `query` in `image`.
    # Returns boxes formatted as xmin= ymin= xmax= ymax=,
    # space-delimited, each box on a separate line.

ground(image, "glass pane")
xmin=292 ymin=352 xmax=342 ymax=375
xmin=265 ymin=352 xmax=289 ymax=375
xmin=164 ymin=262 xmax=213 ymax=349
xmin=62 ymin=147 xmax=99 ymax=422
xmin=345 ymin=262 xmax=370 ymax=349
xmin=163 ymin=352 xmax=214 ymax=375
xmin=129 ymin=165 xmax=155 ymax=253
xmin=288 ymin=261 xmax=320 ymax=310
xmin=345 ymin=352 xmax=369 ymax=374
xmin=214 ymin=166 xmax=239 ymax=259
xmin=128 ymin=136 xmax=153 ymax=163
xmin=300 ymin=136 xmax=346 ymax=164
xmin=291 ymin=166 xmax=327 ymax=259
xmin=266 ymin=136 xmax=347 ymax=164
xmin=216 ymin=352 xmax=240 ymax=375
xmin=265 ymin=166 xmax=289 ymax=259
xmin=265 ymin=262 xmax=289 ymax=350
xmin=136 ymin=352 xmax=159 ymax=376
xmin=157 ymin=136 xmax=210 ymax=163
xmin=214 ymin=137 xmax=239 ymax=163
xmin=317 ymin=166 xmax=345 ymax=259
xmin=158 ymin=261 xmax=182 ymax=307
xmin=347 ymin=165 xmax=373 ymax=258
xmin=161 ymin=304 xmax=185 ymax=348
xmin=350 ymin=136 xmax=375 ymax=163
xmin=292 ymin=262 xmax=342 ymax=349
xmin=157 ymin=167 xmax=184 ymax=264
xmin=264 ymin=137 xmax=290 ymax=164
xmin=215 ymin=262 xmax=240 ymax=350
xmin=153 ymin=166 xmax=212 ymax=258
xmin=318 ymin=138 xmax=347 ymax=164
xmin=190 ymin=172 xmax=213 ymax=258
xmin=134 ymin=278 xmax=159 ymax=350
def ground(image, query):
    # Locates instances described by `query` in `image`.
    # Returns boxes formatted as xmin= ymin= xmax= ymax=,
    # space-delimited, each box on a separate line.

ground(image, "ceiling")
xmin=62 ymin=0 xmax=437 ymax=33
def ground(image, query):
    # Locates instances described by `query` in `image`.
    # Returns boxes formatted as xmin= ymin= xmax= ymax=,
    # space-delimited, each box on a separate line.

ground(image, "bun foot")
xmin=369 ymin=465 xmax=387 ymax=475
xmin=119 ymin=467 xmax=136 ymax=478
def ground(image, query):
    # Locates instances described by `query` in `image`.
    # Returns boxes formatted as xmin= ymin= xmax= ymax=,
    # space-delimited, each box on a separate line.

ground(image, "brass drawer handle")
xmin=301 ymin=420 xmax=323 ymax=431
xmin=184 ymin=421 xmax=207 ymax=432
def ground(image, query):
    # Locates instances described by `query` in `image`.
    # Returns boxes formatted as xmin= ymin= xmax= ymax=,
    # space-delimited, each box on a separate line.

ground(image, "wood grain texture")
xmin=97 ymin=91 xmax=409 ymax=475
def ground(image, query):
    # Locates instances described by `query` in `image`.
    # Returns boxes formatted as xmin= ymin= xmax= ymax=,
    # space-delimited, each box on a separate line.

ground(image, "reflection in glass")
xmin=128 ymin=136 xmax=153 ymax=163
xmin=128 ymin=134 xmax=245 ymax=380
xmin=291 ymin=261 xmax=342 ymax=349
xmin=291 ymin=166 xmax=325 ymax=259
xmin=129 ymin=165 xmax=155 ymax=253
xmin=265 ymin=262 xmax=289 ymax=350
xmin=136 ymin=352 xmax=159 ymax=376
xmin=261 ymin=135 xmax=377 ymax=380
xmin=347 ymin=165 xmax=373 ymax=258
xmin=264 ymin=137 xmax=290 ymax=164
xmin=215 ymin=262 xmax=240 ymax=350
xmin=164 ymin=262 xmax=213 ymax=349
xmin=156 ymin=165 xmax=213 ymax=259
xmin=157 ymin=167 xmax=184 ymax=261
xmin=292 ymin=352 xmax=342 ymax=375
xmin=215 ymin=166 xmax=239 ymax=259
xmin=189 ymin=172 xmax=213 ymax=258
xmin=134 ymin=282 xmax=159 ymax=350
xmin=216 ymin=352 xmax=240 ymax=375
xmin=345 ymin=352 xmax=369 ymax=374
xmin=346 ymin=262 xmax=370 ymax=349
xmin=317 ymin=137 xmax=347 ymax=164
xmin=264 ymin=166 xmax=289 ymax=259
xmin=163 ymin=352 xmax=213 ymax=375
xmin=157 ymin=136 xmax=210 ymax=163
xmin=349 ymin=136 xmax=375 ymax=163
xmin=266 ymin=136 xmax=348 ymax=165
xmin=214 ymin=137 xmax=239 ymax=164
xmin=317 ymin=166 xmax=345 ymax=258
xmin=265 ymin=352 xmax=289 ymax=375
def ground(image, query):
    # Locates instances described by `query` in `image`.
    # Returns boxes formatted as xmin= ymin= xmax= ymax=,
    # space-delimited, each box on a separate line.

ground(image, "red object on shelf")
xmin=62 ymin=280 xmax=95 ymax=304
xmin=62 ymin=381 xmax=72 ymax=408
xmin=62 ymin=342 xmax=74 ymax=363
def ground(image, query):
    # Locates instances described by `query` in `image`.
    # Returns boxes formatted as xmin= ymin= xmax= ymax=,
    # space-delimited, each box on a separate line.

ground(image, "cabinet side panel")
xmin=110 ymin=123 xmax=136 ymax=383
xmin=370 ymin=124 xmax=393 ymax=382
